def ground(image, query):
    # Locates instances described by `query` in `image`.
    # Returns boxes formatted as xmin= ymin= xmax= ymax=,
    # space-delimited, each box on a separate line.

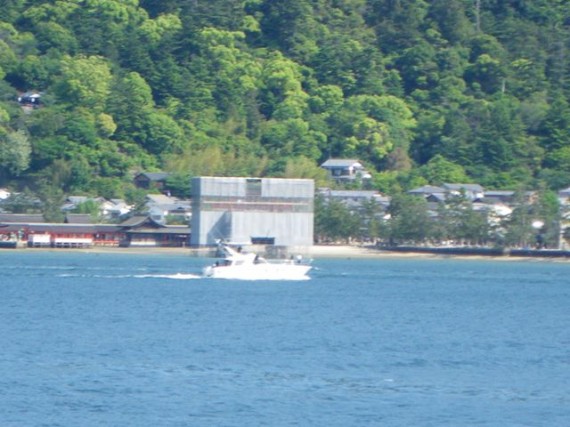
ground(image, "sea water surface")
xmin=0 ymin=251 xmax=568 ymax=426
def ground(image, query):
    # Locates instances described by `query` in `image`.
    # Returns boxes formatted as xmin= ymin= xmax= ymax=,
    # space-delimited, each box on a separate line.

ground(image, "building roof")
xmin=0 ymin=213 xmax=45 ymax=223
xmin=484 ymin=190 xmax=516 ymax=196
xmin=443 ymin=183 xmax=484 ymax=192
xmin=320 ymin=189 xmax=387 ymax=203
xmin=126 ymin=226 xmax=191 ymax=235
xmin=0 ymin=223 xmax=120 ymax=233
xmin=408 ymin=185 xmax=445 ymax=194
xmin=320 ymin=159 xmax=362 ymax=168
xmin=119 ymin=215 xmax=167 ymax=228
xmin=65 ymin=214 xmax=93 ymax=224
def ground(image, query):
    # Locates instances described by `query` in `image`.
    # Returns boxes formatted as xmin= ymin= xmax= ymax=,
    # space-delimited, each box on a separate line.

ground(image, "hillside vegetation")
xmin=1 ymin=0 xmax=569 ymax=204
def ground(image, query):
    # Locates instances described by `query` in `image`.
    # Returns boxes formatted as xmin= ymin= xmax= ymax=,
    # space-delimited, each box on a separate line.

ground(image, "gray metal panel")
xmin=261 ymin=178 xmax=314 ymax=198
xmin=190 ymin=210 xmax=232 ymax=245
xmin=191 ymin=176 xmax=314 ymax=246
xmin=231 ymin=212 xmax=313 ymax=246
xmin=193 ymin=177 xmax=246 ymax=197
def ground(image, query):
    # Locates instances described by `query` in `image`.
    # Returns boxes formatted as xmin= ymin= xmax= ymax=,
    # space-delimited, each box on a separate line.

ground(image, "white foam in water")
xmin=55 ymin=273 xmax=202 ymax=279
xmin=134 ymin=273 xmax=202 ymax=280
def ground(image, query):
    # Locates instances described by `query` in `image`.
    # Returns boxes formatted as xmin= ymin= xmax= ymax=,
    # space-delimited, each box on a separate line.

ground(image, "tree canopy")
xmin=1 ymin=0 xmax=569 ymax=199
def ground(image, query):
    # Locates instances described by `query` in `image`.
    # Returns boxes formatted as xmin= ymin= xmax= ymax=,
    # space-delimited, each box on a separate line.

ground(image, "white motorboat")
xmin=202 ymin=242 xmax=311 ymax=280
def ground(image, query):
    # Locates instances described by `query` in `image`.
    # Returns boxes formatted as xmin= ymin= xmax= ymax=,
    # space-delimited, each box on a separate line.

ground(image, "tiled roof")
xmin=65 ymin=214 xmax=93 ymax=224
xmin=0 ymin=213 xmax=45 ymax=223
xmin=443 ymin=183 xmax=484 ymax=192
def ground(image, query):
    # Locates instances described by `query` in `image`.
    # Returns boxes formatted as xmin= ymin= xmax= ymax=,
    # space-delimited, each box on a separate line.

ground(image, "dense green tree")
xmin=0 ymin=0 xmax=569 ymax=200
xmin=419 ymin=155 xmax=469 ymax=185
xmin=387 ymin=193 xmax=432 ymax=243
xmin=367 ymin=0 xmax=429 ymax=53
xmin=434 ymin=192 xmax=490 ymax=245
xmin=314 ymin=195 xmax=360 ymax=243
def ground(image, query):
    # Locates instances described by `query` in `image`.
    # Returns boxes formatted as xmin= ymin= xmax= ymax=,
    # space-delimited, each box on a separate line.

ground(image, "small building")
xmin=409 ymin=184 xmax=485 ymax=201
xmin=443 ymin=183 xmax=485 ymax=200
xmin=61 ymin=196 xmax=132 ymax=220
xmin=318 ymin=188 xmax=390 ymax=212
xmin=0 ymin=222 xmax=121 ymax=248
xmin=558 ymin=186 xmax=570 ymax=205
xmin=145 ymin=194 xmax=191 ymax=224
xmin=119 ymin=216 xmax=190 ymax=247
xmin=408 ymin=185 xmax=446 ymax=199
xmin=478 ymin=190 xmax=516 ymax=205
xmin=191 ymin=177 xmax=314 ymax=247
xmin=134 ymin=172 xmax=171 ymax=190
xmin=101 ymin=199 xmax=132 ymax=219
xmin=0 ymin=214 xmax=190 ymax=248
xmin=320 ymin=159 xmax=372 ymax=183
xmin=0 ymin=188 xmax=11 ymax=200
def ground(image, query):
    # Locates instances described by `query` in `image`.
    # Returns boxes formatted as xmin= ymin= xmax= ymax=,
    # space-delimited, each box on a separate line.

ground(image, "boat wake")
xmin=56 ymin=272 xmax=202 ymax=280
xmin=133 ymin=273 xmax=202 ymax=280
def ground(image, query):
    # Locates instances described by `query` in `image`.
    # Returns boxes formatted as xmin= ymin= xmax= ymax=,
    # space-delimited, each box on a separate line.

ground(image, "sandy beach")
xmin=8 ymin=244 xmax=568 ymax=262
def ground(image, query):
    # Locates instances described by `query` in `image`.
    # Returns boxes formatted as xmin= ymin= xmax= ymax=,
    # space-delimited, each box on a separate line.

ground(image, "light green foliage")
xmin=97 ymin=113 xmax=117 ymax=138
xmin=23 ymin=2 xmax=80 ymax=25
xmin=260 ymin=52 xmax=307 ymax=119
xmin=0 ymin=108 xmax=9 ymax=124
xmin=0 ymin=130 xmax=31 ymax=176
xmin=55 ymin=55 xmax=113 ymax=112
xmin=34 ymin=21 xmax=78 ymax=53
xmin=260 ymin=118 xmax=322 ymax=160
xmin=138 ymin=14 xmax=182 ymax=44
xmin=0 ymin=0 xmax=568 ymax=199
xmin=331 ymin=94 xmax=416 ymax=166
xmin=420 ymin=155 xmax=469 ymax=185
xmin=279 ymin=156 xmax=329 ymax=186
xmin=0 ymin=40 xmax=18 ymax=74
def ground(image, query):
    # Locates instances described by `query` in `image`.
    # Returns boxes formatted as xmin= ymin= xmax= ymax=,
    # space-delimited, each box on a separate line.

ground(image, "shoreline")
xmin=3 ymin=244 xmax=569 ymax=262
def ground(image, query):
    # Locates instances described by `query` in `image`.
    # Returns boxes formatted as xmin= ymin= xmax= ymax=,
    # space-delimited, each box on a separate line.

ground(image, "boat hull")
xmin=203 ymin=263 xmax=311 ymax=280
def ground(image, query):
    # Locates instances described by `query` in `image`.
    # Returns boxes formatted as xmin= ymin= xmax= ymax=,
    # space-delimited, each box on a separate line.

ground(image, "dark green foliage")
xmin=0 ymin=0 xmax=569 ymax=200
xmin=387 ymin=193 xmax=432 ymax=243
xmin=314 ymin=194 xmax=360 ymax=243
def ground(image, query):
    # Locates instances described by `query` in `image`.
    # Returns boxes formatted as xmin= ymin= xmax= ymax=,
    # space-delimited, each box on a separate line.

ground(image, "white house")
xmin=320 ymin=159 xmax=372 ymax=182
xmin=0 ymin=188 xmax=11 ymax=200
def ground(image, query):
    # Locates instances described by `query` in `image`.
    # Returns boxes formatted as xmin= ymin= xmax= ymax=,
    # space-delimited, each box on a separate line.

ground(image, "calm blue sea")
xmin=0 ymin=251 xmax=568 ymax=427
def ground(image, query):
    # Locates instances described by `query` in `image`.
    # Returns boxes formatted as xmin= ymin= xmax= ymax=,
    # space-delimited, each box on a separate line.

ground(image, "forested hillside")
xmin=1 ymin=0 xmax=569 ymax=204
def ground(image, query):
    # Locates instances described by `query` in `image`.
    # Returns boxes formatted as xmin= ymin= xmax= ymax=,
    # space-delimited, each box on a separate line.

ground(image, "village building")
xmin=60 ymin=196 xmax=132 ymax=220
xmin=0 ymin=214 xmax=190 ymax=248
xmin=320 ymin=159 xmax=372 ymax=183
xmin=0 ymin=188 xmax=11 ymax=200
xmin=133 ymin=172 xmax=171 ymax=190
xmin=118 ymin=216 xmax=190 ymax=247
xmin=318 ymin=188 xmax=390 ymax=213
xmin=442 ymin=183 xmax=485 ymax=200
xmin=558 ymin=186 xmax=570 ymax=206
xmin=145 ymin=194 xmax=191 ymax=225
